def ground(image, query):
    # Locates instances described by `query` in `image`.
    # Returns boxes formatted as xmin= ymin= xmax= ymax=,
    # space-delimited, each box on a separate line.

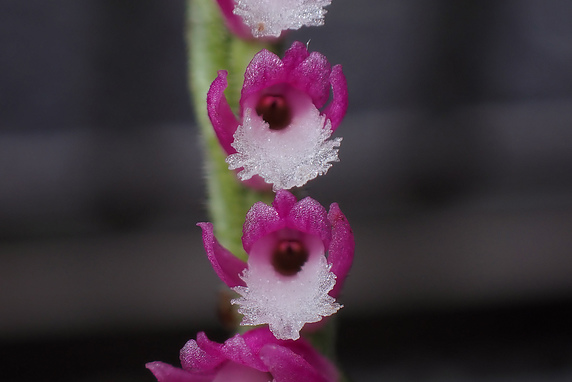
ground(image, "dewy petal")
xmin=226 ymin=107 xmax=342 ymax=191
xmin=242 ymin=200 xmax=284 ymax=253
xmin=233 ymin=0 xmax=332 ymax=38
xmin=146 ymin=361 xmax=212 ymax=382
xmin=180 ymin=333 xmax=225 ymax=372
xmin=259 ymin=344 xmax=329 ymax=382
xmin=289 ymin=51 xmax=332 ymax=109
xmin=287 ymin=196 xmax=331 ymax=248
xmin=207 ymin=70 xmax=240 ymax=155
xmin=220 ymin=333 xmax=269 ymax=372
xmin=326 ymin=203 xmax=355 ymax=298
xmin=241 ymin=50 xmax=285 ymax=109
xmin=271 ymin=189 xmax=298 ymax=218
xmin=232 ymin=255 xmax=341 ymax=340
xmin=197 ymin=222 xmax=247 ymax=288
xmin=323 ymin=65 xmax=348 ymax=131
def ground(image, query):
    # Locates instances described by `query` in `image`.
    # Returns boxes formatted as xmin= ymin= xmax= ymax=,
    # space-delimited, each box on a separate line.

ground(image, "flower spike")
xmin=198 ymin=190 xmax=354 ymax=340
xmin=207 ymin=41 xmax=348 ymax=191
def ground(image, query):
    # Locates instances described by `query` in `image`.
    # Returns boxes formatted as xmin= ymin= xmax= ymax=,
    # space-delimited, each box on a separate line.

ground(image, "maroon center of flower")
xmin=255 ymin=95 xmax=291 ymax=130
xmin=272 ymin=239 xmax=309 ymax=276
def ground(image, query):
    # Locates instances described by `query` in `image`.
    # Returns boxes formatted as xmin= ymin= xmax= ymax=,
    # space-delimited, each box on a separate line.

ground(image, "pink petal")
xmin=323 ymin=65 xmax=348 ymax=131
xmin=221 ymin=333 xmax=269 ymax=372
xmin=282 ymin=41 xmax=310 ymax=71
xmin=146 ymin=361 xmax=212 ymax=382
xmin=286 ymin=196 xmax=331 ymax=248
xmin=326 ymin=203 xmax=355 ymax=298
xmin=289 ymin=52 xmax=332 ymax=109
xmin=196 ymin=331 xmax=225 ymax=356
xmin=207 ymin=70 xmax=240 ymax=155
xmin=271 ymin=189 xmax=298 ymax=218
xmin=241 ymin=49 xmax=285 ymax=109
xmin=180 ymin=334 xmax=225 ymax=372
xmin=241 ymin=326 xmax=280 ymax=353
xmin=242 ymin=201 xmax=283 ymax=253
xmin=259 ymin=344 xmax=329 ymax=382
xmin=197 ymin=222 xmax=247 ymax=288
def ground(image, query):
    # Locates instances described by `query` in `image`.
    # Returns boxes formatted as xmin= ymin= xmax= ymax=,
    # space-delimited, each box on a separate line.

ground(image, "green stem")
xmin=186 ymin=0 xmax=275 ymax=259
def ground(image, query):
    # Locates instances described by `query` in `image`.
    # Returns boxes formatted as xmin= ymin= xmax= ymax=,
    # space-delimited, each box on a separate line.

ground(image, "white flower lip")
xmin=226 ymin=106 xmax=342 ymax=191
xmin=231 ymin=231 xmax=342 ymax=340
xmin=233 ymin=0 xmax=332 ymax=38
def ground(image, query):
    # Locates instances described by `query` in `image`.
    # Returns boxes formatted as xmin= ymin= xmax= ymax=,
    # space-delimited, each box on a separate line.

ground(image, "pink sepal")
xmin=326 ymin=203 xmax=355 ymax=298
xmin=241 ymin=49 xmax=285 ymax=110
xmin=272 ymin=189 xmax=298 ymax=217
xmin=289 ymin=51 xmax=332 ymax=109
xmin=323 ymin=65 xmax=348 ymax=131
xmin=197 ymin=222 xmax=247 ymax=288
xmin=287 ymin=196 xmax=331 ymax=249
xmin=180 ymin=333 xmax=225 ymax=372
xmin=206 ymin=70 xmax=240 ymax=155
xmin=242 ymin=200 xmax=283 ymax=253
xmin=221 ymin=333 xmax=269 ymax=372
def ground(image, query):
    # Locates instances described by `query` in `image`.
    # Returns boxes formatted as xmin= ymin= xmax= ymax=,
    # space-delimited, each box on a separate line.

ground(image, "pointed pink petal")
xmin=207 ymin=70 xmax=240 ymax=154
xmin=221 ymin=333 xmax=269 ymax=372
xmin=197 ymin=222 xmax=247 ymax=288
xmin=289 ymin=51 xmax=331 ymax=109
xmin=323 ymin=65 xmax=348 ymax=131
xmin=180 ymin=334 xmax=225 ymax=372
xmin=241 ymin=49 xmax=285 ymax=108
xmin=286 ymin=196 xmax=331 ymax=248
xmin=241 ymin=327 xmax=279 ymax=353
xmin=282 ymin=41 xmax=310 ymax=71
xmin=259 ymin=344 xmax=329 ymax=382
xmin=271 ymin=189 xmax=298 ymax=218
xmin=195 ymin=331 xmax=226 ymax=357
xmin=146 ymin=361 xmax=212 ymax=382
xmin=242 ymin=201 xmax=283 ymax=253
xmin=326 ymin=203 xmax=355 ymax=298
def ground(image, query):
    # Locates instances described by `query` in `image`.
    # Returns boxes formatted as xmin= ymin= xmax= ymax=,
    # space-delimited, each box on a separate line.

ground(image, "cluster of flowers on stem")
xmin=148 ymin=1 xmax=352 ymax=381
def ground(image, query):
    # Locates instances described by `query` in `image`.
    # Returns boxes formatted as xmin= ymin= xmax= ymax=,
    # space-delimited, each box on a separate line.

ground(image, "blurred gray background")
xmin=1 ymin=1 xmax=572 ymax=381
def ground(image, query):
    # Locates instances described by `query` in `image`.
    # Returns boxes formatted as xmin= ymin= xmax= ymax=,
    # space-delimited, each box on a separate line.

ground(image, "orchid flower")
xmin=207 ymin=41 xmax=348 ymax=191
xmin=215 ymin=0 xmax=332 ymax=39
xmin=146 ymin=327 xmax=339 ymax=382
xmin=198 ymin=190 xmax=354 ymax=340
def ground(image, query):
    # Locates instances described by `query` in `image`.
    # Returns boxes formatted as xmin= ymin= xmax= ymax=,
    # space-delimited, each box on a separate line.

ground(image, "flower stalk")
xmin=150 ymin=0 xmax=352 ymax=380
xmin=186 ymin=0 xmax=277 ymax=259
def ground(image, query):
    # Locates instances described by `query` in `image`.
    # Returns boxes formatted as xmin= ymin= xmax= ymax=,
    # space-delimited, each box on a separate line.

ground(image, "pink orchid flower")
xmin=215 ymin=0 xmax=332 ymax=39
xmin=146 ymin=327 xmax=339 ymax=382
xmin=198 ymin=190 xmax=354 ymax=340
xmin=207 ymin=41 xmax=348 ymax=191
